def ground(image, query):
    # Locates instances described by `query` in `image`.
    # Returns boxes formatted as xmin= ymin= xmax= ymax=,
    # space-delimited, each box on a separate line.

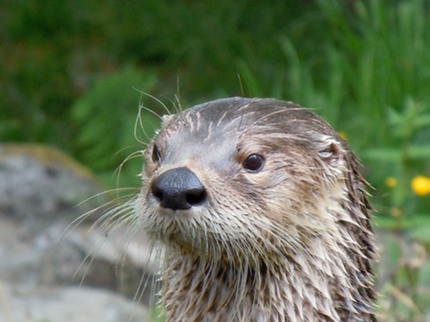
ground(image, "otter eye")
xmin=152 ymin=144 xmax=161 ymax=163
xmin=243 ymin=154 xmax=265 ymax=172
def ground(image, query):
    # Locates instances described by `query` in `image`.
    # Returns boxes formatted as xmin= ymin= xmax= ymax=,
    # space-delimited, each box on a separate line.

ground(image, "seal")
xmin=136 ymin=97 xmax=377 ymax=321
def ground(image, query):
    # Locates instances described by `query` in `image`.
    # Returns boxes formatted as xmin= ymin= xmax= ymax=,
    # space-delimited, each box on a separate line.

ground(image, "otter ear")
xmin=316 ymin=136 xmax=343 ymax=165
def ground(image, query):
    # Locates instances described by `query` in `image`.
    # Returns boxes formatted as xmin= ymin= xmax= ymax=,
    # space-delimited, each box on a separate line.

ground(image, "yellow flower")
xmin=385 ymin=177 xmax=397 ymax=188
xmin=338 ymin=131 xmax=347 ymax=140
xmin=411 ymin=176 xmax=430 ymax=196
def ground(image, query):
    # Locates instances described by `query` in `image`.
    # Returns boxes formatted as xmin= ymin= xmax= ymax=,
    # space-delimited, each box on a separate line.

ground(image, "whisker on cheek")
xmin=101 ymin=97 xmax=377 ymax=321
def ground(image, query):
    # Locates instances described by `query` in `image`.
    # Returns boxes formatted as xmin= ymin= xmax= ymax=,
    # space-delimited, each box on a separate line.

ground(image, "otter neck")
xmin=159 ymin=237 xmax=373 ymax=322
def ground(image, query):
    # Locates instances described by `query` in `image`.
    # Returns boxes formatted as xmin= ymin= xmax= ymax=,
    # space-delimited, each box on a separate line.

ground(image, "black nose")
xmin=150 ymin=167 xmax=207 ymax=210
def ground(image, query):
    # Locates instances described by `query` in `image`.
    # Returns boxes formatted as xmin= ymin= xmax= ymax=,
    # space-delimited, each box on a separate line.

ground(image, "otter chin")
xmin=136 ymin=97 xmax=377 ymax=321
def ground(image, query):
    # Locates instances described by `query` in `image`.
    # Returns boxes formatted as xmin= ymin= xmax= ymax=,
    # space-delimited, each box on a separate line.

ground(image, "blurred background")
xmin=0 ymin=0 xmax=429 ymax=321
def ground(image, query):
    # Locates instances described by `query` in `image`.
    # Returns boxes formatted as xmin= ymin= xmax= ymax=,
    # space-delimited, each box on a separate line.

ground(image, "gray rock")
xmin=0 ymin=144 xmax=104 ymax=222
xmin=0 ymin=144 xmax=157 ymax=322
xmin=0 ymin=283 xmax=151 ymax=322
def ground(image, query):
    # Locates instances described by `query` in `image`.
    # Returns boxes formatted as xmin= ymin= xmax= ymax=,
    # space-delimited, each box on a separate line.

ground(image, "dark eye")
xmin=243 ymin=154 xmax=265 ymax=172
xmin=152 ymin=144 xmax=161 ymax=163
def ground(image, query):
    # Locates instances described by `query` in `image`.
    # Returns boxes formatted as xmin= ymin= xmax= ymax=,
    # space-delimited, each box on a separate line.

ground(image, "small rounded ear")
xmin=316 ymin=136 xmax=343 ymax=165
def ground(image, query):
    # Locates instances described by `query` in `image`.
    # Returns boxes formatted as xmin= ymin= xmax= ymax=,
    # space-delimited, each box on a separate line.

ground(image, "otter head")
xmin=137 ymin=97 xmax=376 ymax=321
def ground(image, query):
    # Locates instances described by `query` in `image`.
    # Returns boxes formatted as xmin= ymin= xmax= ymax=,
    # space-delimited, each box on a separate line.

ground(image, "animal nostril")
xmin=185 ymin=188 xmax=207 ymax=206
xmin=150 ymin=167 xmax=207 ymax=210
xmin=151 ymin=187 xmax=164 ymax=203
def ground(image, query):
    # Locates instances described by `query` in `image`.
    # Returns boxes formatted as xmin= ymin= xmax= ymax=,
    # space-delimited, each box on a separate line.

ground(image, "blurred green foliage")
xmin=1 ymin=0 xmax=430 ymax=320
xmin=71 ymin=66 xmax=160 ymax=187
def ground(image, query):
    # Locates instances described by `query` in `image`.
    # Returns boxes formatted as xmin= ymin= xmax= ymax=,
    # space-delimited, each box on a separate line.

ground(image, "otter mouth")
xmin=143 ymin=166 xmax=211 ymax=248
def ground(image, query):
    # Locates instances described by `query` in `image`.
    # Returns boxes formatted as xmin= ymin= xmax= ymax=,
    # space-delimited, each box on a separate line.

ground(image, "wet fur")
xmin=135 ymin=97 xmax=377 ymax=321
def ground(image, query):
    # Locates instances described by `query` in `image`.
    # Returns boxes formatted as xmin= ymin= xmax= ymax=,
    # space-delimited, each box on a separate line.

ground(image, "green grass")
xmin=238 ymin=1 xmax=430 ymax=320
xmin=183 ymin=1 xmax=430 ymax=319
xmin=71 ymin=66 xmax=161 ymax=189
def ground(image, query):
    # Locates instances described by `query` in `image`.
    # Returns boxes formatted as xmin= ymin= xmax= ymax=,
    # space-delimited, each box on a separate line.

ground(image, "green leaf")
xmin=374 ymin=215 xmax=430 ymax=230
xmin=362 ymin=148 xmax=402 ymax=161
xmin=415 ymin=115 xmax=430 ymax=129
xmin=408 ymin=145 xmax=430 ymax=160
xmin=409 ymin=223 xmax=430 ymax=243
xmin=71 ymin=66 xmax=159 ymax=188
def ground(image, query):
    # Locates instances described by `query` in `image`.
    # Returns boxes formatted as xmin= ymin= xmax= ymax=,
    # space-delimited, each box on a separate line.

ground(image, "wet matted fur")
xmin=136 ymin=97 xmax=377 ymax=321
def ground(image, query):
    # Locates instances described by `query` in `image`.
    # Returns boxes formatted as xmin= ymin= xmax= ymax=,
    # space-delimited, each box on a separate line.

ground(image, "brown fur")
xmin=136 ymin=97 xmax=377 ymax=321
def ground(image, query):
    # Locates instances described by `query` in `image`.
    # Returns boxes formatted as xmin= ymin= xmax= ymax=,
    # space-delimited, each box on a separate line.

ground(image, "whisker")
xmin=135 ymin=90 xmax=171 ymax=117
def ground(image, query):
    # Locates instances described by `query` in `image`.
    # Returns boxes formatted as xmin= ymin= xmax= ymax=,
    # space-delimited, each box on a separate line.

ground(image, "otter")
xmin=136 ymin=97 xmax=377 ymax=321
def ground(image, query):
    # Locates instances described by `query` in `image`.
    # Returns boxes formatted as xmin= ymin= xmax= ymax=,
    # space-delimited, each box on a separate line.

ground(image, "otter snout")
xmin=150 ymin=167 xmax=207 ymax=210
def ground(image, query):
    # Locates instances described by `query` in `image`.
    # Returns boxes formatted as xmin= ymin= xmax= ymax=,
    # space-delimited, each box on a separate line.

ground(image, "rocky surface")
xmin=0 ymin=283 xmax=150 ymax=322
xmin=0 ymin=144 xmax=154 ymax=322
